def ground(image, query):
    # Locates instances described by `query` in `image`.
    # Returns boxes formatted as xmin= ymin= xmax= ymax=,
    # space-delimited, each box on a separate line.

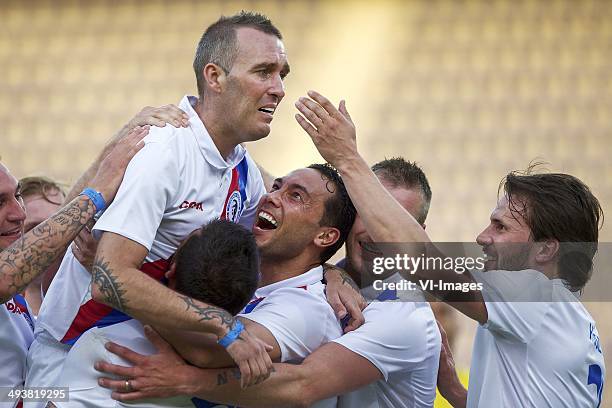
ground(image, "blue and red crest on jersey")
xmin=220 ymin=158 xmax=249 ymax=223
xmin=10 ymin=294 xmax=34 ymax=331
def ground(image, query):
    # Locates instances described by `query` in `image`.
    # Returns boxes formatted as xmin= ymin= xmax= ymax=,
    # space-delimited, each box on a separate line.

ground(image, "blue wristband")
xmin=80 ymin=188 xmax=107 ymax=213
xmin=218 ymin=320 xmax=244 ymax=348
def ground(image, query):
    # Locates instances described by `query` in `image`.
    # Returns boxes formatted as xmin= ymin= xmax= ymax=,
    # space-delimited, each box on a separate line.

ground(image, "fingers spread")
xmin=111 ymin=390 xmax=146 ymax=402
xmin=299 ymin=97 xmax=330 ymax=122
xmin=105 ymin=341 xmax=145 ymax=364
xmin=95 ymin=360 xmax=134 ymax=378
xmin=307 ymin=90 xmax=338 ymax=118
xmin=295 ymin=100 xmax=324 ymax=129
xmin=295 ymin=114 xmax=319 ymax=139
xmin=338 ymin=99 xmax=353 ymax=122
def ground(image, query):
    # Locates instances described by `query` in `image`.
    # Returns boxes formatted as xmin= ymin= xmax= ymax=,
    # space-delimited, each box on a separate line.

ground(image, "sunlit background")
xmin=1 ymin=0 xmax=611 ymax=405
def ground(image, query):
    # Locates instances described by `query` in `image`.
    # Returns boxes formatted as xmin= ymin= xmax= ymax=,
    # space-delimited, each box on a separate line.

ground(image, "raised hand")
xmin=295 ymin=90 xmax=359 ymax=169
xmin=128 ymin=105 xmax=189 ymax=129
xmin=90 ymin=126 xmax=148 ymax=204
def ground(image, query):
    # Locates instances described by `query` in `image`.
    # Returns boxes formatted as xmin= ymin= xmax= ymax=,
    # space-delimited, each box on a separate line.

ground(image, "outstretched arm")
xmin=154 ymin=316 xmax=280 ymax=370
xmin=98 ymin=327 xmax=382 ymax=408
xmin=294 ymin=91 xmax=487 ymax=324
xmin=0 ymin=127 xmax=148 ymax=303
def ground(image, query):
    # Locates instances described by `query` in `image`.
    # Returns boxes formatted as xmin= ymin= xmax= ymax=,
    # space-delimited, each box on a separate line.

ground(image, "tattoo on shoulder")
xmin=178 ymin=294 xmax=234 ymax=330
xmin=92 ymin=257 xmax=127 ymax=310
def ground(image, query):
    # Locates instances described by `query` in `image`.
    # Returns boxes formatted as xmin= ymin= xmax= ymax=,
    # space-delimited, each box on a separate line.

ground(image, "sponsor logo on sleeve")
xmin=179 ymin=200 xmax=204 ymax=211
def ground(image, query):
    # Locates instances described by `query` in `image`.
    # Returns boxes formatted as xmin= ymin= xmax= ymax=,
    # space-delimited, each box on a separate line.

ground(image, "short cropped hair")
xmin=19 ymin=176 xmax=66 ymax=204
xmin=502 ymin=167 xmax=604 ymax=291
xmin=173 ymin=219 xmax=260 ymax=315
xmin=193 ymin=11 xmax=282 ymax=98
xmin=371 ymin=158 xmax=432 ymax=224
xmin=307 ymin=163 xmax=357 ymax=263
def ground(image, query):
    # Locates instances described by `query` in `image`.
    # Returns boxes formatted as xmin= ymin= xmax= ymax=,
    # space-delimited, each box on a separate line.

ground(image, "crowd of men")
xmin=0 ymin=10 xmax=605 ymax=408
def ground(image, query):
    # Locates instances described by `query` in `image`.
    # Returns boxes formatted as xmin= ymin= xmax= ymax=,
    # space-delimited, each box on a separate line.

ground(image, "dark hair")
xmin=19 ymin=176 xmax=66 ymax=204
xmin=307 ymin=163 xmax=357 ymax=263
xmin=502 ymin=167 xmax=604 ymax=291
xmin=193 ymin=11 xmax=282 ymax=98
xmin=371 ymin=158 xmax=432 ymax=224
xmin=173 ymin=219 xmax=260 ymax=315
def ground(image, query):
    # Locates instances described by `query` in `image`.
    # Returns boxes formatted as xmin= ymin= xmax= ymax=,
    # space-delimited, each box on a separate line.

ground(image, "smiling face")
xmin=252 ymin=168 xmax=338 ymax=261
xmin=476 ymin=195 xmax=533 ymax=271
xmin=0 ymin=165 xmax=26 ymax=250
xmin=220 ymin=27 xmax=289 ymax=143
xmin=345 ymin=179 xmax=425 ymax=279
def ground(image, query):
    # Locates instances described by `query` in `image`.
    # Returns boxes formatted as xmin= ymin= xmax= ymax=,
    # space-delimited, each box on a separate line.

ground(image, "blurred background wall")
xmin=1 ymin=0 xmax=611 ymax=405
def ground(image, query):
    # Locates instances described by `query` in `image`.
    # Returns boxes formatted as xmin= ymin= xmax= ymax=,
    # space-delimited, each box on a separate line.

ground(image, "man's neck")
xmin=539 ymin=263 xmax=560 ymax=281
xmin=194 ymin=97 xmax=237 ymax=159
xmin=259 ymin=254 xmax=321 ymax=287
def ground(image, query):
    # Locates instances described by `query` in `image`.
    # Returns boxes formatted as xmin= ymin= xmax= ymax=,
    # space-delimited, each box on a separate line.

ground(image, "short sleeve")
xmin=93 ymin=135 xmax=179 ymax=251
xmin=333 ymin=303 xmax=440 ymax=380
xmin=239 ymin=288 xmax=337 ymax=362
xmin=472 ymin=269 xmax=553 ymax=343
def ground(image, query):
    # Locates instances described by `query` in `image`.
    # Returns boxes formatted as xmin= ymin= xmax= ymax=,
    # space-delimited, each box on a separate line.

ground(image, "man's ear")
xmin=165 ymin=262 xmax=177 ymax=287
xmin=535 ymin=239 xmax=560 ymax=264
xmin=314 ymin=227 xmax=341 ymax=249
xmin=203 ymin=63 xmax=227 ymax=93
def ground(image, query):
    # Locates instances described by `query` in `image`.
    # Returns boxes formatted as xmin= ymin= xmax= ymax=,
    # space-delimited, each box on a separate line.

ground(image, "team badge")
xmin=225 ymin=190 xmax=243 ymax=222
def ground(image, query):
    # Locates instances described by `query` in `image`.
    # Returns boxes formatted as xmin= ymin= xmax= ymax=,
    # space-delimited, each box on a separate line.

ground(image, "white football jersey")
xmin=468 ymin=269 xmax=605 ymax=408
xmin=0 ymin=295 xmax=34 ymax=408
xmin=58 ymin=319 xmax=195 ymax=408
xmin=27 ymin=95 xmax=265 ymax=396
xmin=60 ymin=267 xmax=340 ymax=408
xmin=334 ymin=273 xmax=440 ymax=408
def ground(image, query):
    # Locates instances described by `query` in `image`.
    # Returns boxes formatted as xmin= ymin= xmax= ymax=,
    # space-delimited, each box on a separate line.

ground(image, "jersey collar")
xmin=253 ymin=265 xmax=324 ymax=298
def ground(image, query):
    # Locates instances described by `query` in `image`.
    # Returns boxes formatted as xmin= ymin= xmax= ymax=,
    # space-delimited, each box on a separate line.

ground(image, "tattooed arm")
xmin=153 ymin=316 xmax=281 ymax=370
xmin=91 ymin=233 xmax=234 ymax=335
xmin=91 ymin=233 xmax=273 ymax=387
xmin=0 ymin=196 xmax=95 ymax=303
xmin=0 ymin=127 xmax=148 ymax=303
xmin=91 ymin=232 xmax=230 ymax=331
xmin=98 ymin=328 xmax=381 ymax=408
